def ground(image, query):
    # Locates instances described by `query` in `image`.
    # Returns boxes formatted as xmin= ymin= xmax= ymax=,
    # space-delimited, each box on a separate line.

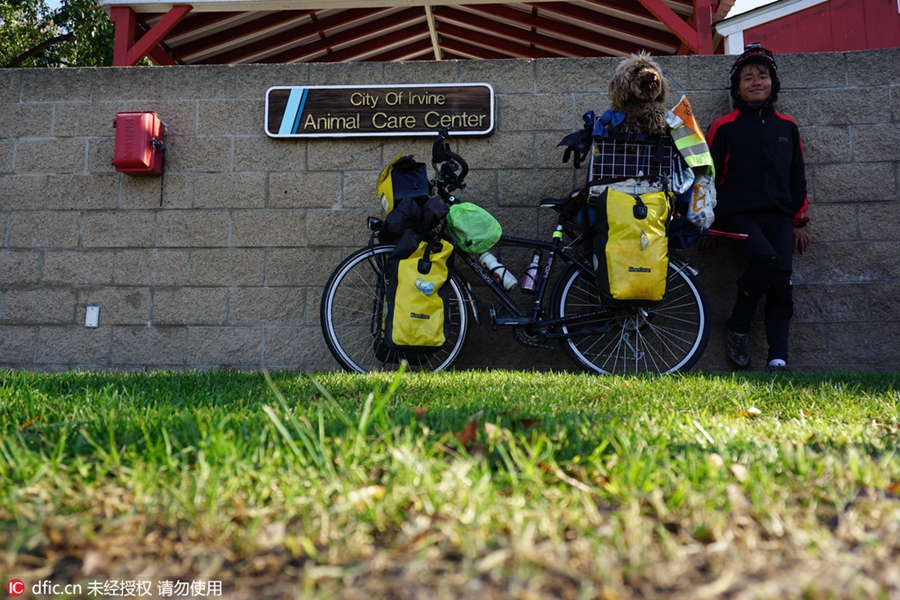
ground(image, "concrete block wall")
xmin=1 ymin=48 xmax=898 ymax=372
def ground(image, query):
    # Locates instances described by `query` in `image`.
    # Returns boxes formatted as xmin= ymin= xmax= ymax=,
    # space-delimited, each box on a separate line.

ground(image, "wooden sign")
xmin=265 ymin=83 xmax=494 ymax=138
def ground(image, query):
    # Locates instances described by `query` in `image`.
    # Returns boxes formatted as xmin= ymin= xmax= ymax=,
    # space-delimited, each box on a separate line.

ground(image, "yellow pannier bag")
xmin=383 ymin=234 xmax=453 ymax=351
xmin=593 ymin=187 xmax=670 ymax=304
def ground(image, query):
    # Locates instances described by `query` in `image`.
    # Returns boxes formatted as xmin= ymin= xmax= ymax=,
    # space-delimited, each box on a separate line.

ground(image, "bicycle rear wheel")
xmin=320 ymin=243 xmax=470 ymax=373
xmin=551 ymin=261 xmax=709 ymax=374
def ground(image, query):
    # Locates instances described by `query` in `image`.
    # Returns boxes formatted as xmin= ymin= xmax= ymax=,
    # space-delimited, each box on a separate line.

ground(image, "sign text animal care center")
xmin=265 ymin=84 xmax=494 ymax=138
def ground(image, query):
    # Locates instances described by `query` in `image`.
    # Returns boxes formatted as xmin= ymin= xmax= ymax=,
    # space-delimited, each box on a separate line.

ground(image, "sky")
xmin=729 ymin=0 xmax=781 ymax=16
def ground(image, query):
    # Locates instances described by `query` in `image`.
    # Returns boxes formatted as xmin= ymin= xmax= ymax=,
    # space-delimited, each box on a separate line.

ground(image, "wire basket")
xmin=588 ymin=134 xmax=677 ymax=182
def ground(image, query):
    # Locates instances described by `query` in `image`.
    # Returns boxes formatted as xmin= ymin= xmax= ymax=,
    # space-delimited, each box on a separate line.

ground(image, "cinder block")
xmin=800 ymin=126 xmax=852 ymax=164
xmin=0 ymin=250 xmax=41 ymax=285
xmin=827 ymin=322 xmax=900 ymax=366
xmin=263 ymin=325 xmax=336 ymax=368
xmin=458 ymin=132 xmax=534 ymax=170
xmin=806 ymin=203 xmax=859 ymax=243
xmin=852 ymin=124 xmax=900 ymax=162
xmin=164 ymin=135 xmax=233 ymax=172
xmin=53 ymin=101 xmax=120 ymax=137
xmin=0 ymin=140 xmax=13 ymax=174
xmin=0 ymin=70 xmax=22 ymax=104
xmin=188 ymin=249 xmax=265 ymax=286
xmin=869 ymin=282 xmax=900 ymax=321
xmin=199 ymin=99 xmax=266 ymax=135
xmin=82 ymin=211 xmax=155 ymax=248
xmin=779 ymin=52 xmax=848 ymax=89
xmin=534 ymin=57 xmax=615 ymax=94
xmin=234 ymin=136 xmax=306 ymax=172
xmin=498 ymin=169 xmax=570 ymax=207
xmin=35 ymin=325 xmax=110 ymax=365
xmin=846 ymin=49 xmax=900 ymax=86
xmin=500 ymin=94 xmax=574 ymax=132
xmin=152 ymin=287 xmax=227 ymax=325
xmin=304 ymin=209 xmax=372 ymax=248
xmin=859 ymin=203 xmax=900 ymax=241
xmin=2 ymin=289 xmax=75 ymax=324
xmin=265 ymin=247 xmax=343 ymax=287
xmin=111 ymin=325 xmax=186 ymax=366
xmin=91 ymin=67 xmax=168 ymax=102
xmin=186 ymin=326 xmax=262 ymax=367
xmin=78 ymin=287 xmax=150 ymax=325
xmin=232 ymin=209 xmax=306 ymax=247
xmin=22 ymin=69 xmax=94 ymax=103
xmin=818 ymin=241 xmax=897 ymax=283
xmin=8 ymin=211 xmax=80 ymax=248
xmin=0 ymin=103 xmax=53 ymax=138
xmin=42 ymin=250 xmax=115 ymax=285
xmin=793 ymin=282 xmax=869 ymax=323
xmin=114 ymin=249 xmax=189 ymax=286
xmin=812 ymin=162 xmax=894 ymax=202
xmin=0 ymin=326 xmax=36 ymax=365
xmin=164 ymin=65 xmax=238 ymax=100
xmin=460 ymin=59 xmax=535 ymax=94
xmin=268 ymin=171 xmax=342 ymax=208
xmin=309 ymin=62 xmax=385 ymax=86
xmin=0 ymin=175 xmax=47 ymax=210
xmin=229 ymin=287 xmax=304 ymax=326
xmin=195 ymin=172 xmax=266 ymax=208
xmin=340 ymin=170 xmax=381 ymax=209
xmin=237 ymin=64 xmax=309 ymax=99
xmin=156 ymin=210 xmax=229 ymax=247
xmin=14 ymin=138 xmax=86 ymax=174
xmin=47 ymin=174 xmax=119 ymax=210
xmin=307 ymin=138 xmax=382 ymax=171
xmin=383 ymin=60 xmax=460 ymax=84
xmin=119 ymin=176 xmax=164 ymax=208
xmin=810 ymin=87 xmax=891 ymax=126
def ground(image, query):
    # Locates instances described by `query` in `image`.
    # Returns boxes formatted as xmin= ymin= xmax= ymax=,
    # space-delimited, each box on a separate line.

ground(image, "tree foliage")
xmin=1 ymin=0 xmax=114 ymax=67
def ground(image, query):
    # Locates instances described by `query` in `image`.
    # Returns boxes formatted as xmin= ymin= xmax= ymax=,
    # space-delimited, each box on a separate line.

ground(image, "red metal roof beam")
xmin=636 ymin=0 xmax=713 ymax=54
xmin=111 ymin=5 xmax=193 ymax=66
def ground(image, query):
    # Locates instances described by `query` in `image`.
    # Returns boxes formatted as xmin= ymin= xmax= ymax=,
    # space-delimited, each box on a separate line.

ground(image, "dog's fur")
xmin=608 ymin=52 xmax=669 ymax=136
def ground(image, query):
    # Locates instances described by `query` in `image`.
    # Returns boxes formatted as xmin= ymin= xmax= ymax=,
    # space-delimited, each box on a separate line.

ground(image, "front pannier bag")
xmin=593 ymin=188 xmax=670 ymax=304
xmin=382 ymin=232 xmax=454 ymax=352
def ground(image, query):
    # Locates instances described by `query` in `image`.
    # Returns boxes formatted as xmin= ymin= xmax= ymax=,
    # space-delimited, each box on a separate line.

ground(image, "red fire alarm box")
xmin=111 ymin=112 xmax=165 ymax=176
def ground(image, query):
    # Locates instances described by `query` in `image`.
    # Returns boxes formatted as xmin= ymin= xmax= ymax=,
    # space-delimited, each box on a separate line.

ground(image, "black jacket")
xmin=707 ymin=105 xmax=809 ymax=226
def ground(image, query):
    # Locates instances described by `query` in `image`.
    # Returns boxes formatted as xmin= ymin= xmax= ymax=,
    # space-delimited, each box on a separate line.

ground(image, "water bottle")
xmin=520 ymin=251 xmax=541 ymax=293
xmin=479 ymin=252 xmax=517 ymax=290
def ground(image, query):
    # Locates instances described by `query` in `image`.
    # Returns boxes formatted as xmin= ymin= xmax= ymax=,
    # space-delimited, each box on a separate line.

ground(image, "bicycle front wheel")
xmin=551 ymin=261 xmax=709 ymax=374
xmin=320 ymin=243 xmax=470 ymax=373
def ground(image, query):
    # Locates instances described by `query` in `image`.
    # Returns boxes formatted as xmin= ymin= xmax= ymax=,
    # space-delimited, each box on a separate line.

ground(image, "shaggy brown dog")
xmin=608 ymin=52 xmax=669 ymax=136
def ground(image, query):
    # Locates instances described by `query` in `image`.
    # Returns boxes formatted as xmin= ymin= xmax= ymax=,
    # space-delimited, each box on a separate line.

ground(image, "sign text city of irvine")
xmin=265 ymin=83 xmax=494 ymax=138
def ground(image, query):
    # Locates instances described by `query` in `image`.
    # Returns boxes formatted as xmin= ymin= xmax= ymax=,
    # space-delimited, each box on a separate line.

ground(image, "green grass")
xmin=1 ymin=369 xmax=899 ymax=599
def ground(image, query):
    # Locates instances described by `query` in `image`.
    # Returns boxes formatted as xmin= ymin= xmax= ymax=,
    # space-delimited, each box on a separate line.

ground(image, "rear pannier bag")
xmin=377 ymin=153 xmax=446 ymax=238
xmin=445 ymin=202 xmax=502 ymax=255
xmin=593 ymin=187 xmax=670 ymax=305
xmin=382 ymin=232 xmax=454 ymax=352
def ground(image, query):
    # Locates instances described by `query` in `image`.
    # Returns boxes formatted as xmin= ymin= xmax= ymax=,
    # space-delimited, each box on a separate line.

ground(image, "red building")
xmin=717 ymin=0 xmax=900 ymax=54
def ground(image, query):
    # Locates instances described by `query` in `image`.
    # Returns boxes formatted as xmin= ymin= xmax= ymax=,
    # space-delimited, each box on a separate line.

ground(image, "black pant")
xmin=718 ymin=212 xmax=794 ymax=362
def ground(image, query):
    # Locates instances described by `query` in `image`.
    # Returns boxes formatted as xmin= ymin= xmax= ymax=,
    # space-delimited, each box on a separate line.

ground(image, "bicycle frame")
xmin=454 ymin=229 xmax=612 ymax=336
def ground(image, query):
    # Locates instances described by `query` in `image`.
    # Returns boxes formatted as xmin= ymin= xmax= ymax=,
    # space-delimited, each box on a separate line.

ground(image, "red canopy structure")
xmin=102 ymin=0 xmax=736 ymax=66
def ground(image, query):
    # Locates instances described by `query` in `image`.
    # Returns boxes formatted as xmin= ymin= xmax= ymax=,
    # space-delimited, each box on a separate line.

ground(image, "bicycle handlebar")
xmin=431 ymin=128 xmax=469 ymax=191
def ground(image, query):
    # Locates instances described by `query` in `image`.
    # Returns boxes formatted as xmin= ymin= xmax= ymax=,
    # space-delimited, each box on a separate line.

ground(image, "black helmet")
xmin=729 ymin=43 xmax=780 ymax=105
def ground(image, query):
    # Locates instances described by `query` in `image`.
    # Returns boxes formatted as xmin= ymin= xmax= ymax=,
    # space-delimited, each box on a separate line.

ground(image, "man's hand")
xmin=793 ymin=227 xmax=810 ymax=254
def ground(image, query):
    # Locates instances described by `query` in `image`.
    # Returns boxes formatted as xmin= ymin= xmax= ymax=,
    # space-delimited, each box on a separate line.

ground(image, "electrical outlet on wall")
xmin=85 ymin=306 xmax=100 ymax=328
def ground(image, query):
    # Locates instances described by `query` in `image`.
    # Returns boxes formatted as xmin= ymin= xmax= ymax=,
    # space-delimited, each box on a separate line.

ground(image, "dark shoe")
xmin=726 ymin=329 xmax=751 ymax=370
xmin=765 ymin=359 xmax=789 ymax=373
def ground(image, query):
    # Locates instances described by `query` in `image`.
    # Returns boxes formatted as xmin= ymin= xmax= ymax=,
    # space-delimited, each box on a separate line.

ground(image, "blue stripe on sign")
xmin=291 ymin=89 xmax=308 ymax=134
xmin=278 ymin=88 xmax=305 ymax=136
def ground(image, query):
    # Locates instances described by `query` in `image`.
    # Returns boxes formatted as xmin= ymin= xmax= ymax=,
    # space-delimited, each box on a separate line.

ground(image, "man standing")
xmin=706 ymin=44 xmax=810 ymax=372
